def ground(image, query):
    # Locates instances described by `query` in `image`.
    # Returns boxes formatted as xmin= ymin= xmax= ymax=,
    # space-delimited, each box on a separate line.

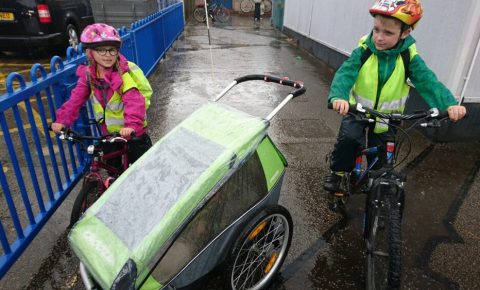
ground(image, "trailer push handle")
xmin=234 ymin=74 xmax=306 ymax=98
xmin=214 ymin=74 xmax=306 ymax=102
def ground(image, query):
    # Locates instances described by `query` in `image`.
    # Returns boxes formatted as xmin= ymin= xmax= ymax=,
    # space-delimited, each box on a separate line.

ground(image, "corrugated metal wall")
xmin=283 ymin=0 xmax=480 ymax=103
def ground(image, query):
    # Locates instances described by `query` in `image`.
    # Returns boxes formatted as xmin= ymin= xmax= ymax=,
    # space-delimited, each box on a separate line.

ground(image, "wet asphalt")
xmin=1 ymin=14 xmax=480 ymax=290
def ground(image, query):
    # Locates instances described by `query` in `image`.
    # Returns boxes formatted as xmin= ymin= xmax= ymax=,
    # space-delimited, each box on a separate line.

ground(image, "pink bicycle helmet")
xmin=80 ymin=23 xmax=121 ymax=49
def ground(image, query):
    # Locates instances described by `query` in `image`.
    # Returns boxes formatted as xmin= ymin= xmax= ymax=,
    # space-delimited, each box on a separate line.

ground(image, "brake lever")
xmin=420 ymin=118 xmax=446 ymax=128
xmin=108 ymin=136 xmax=129 ymax=143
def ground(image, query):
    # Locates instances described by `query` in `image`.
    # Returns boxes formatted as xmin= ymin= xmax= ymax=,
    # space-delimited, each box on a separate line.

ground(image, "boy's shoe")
xmin=323 ymin=172 xmax=343 ymax=192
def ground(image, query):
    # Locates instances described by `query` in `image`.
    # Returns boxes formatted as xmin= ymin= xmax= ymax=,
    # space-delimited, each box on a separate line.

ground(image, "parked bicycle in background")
xmin=240 ymin=0 xmax=271 ymax=14
xmin=326 ymin=103 xmax=456 ymax=290
xmin=193 ymin=1 xmax=231 ymax=23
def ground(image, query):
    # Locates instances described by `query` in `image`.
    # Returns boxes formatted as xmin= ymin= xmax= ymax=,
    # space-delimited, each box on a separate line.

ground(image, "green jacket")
xmin=328 ymin=33 xmax=458 ymax=111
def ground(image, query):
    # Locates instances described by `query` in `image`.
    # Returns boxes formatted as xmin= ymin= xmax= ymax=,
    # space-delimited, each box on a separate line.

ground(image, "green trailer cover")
xmin=68 ymin=103 xmax=268 ymax=289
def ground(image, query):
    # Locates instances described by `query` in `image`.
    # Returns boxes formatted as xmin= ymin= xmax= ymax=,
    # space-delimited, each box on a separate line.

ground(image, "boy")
xmin=324 ymin=0 xmax=466 ymax=192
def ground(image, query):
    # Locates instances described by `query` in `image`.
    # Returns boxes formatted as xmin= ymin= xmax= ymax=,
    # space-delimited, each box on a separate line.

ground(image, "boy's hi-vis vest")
xmin=90 ymin=62 xmax=152 ymax=133
xmin=349 ymin=36 xmax=417 ymax=133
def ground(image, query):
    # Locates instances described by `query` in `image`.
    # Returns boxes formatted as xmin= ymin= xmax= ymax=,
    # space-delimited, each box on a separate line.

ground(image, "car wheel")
xmin=66 ymin=23 xmax=80 ymax=51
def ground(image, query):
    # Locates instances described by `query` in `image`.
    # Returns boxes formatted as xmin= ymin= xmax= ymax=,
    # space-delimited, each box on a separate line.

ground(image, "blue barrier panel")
xmin=133 ymin=2 xmax=184 ymax=76
xmin=119 ymin=27 xmax=137 ymax=64
xmin=0 ymin=51 xmax=89 ymax=278
xmin=0 ymin=1 xmax=184 ymax=278
xmin=163 ymin=3 xmax=184 ymax=51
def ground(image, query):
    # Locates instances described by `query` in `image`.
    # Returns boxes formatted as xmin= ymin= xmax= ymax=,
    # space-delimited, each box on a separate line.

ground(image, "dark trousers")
xmin=330 ymin=114 xmax=397 ymax=172
xmin=104 ymin=133 xmax=153 ymax=170
xmin=254 ymin=3 xmax=261 ymax=20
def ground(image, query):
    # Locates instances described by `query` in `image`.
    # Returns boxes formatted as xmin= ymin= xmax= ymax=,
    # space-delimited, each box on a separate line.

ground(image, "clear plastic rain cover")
xmin=68 ymin=103 xmax=268 ymax=289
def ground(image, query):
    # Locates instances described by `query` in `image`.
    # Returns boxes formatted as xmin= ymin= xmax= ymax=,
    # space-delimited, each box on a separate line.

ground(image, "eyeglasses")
xmin=94 ymin=48 xmax=118 ymax=56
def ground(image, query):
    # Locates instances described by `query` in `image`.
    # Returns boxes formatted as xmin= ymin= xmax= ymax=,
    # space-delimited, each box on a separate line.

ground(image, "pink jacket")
xmin=55 ymin=54 xmax=147 ymax=136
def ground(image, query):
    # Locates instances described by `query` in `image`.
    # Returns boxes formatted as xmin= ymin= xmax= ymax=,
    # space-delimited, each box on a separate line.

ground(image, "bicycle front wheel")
xmin=216 ymin=7 xmax=230 ymax=23
xmin=224 ymin=205 xmax=293 ymax=290
xmin=365 ymin=194 xmax=402 ymax=290
xmin=193 ymin=7 xmax=206 ymax=22
xmin=240 ymin=0 xmax=254 ymax=13
xmin=70 ymin=180 xmax=103 ymax=227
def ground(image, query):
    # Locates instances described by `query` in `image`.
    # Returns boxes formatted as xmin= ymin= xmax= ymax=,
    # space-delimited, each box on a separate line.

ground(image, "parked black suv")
xmin=0 ymin=0 xmax=94 ymax=53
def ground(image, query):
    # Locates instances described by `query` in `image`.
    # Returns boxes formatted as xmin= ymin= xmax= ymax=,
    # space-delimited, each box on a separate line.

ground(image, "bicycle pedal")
xmin=373 ymin=250 xmax=389 ymax=257
xmin=334 ymin=192 xmax=344 ymax=197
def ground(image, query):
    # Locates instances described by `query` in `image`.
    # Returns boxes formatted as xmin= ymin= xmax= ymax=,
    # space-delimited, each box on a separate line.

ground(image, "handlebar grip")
xmin=436 ymin=111 xmax=449 ymax=119
xmin=327 ymin=102 xmax=358 ymax=113
xmin=234 ymin=74 xmax=306 ymax=99
xmin=292 ymin=86 xmax=306 ymax=98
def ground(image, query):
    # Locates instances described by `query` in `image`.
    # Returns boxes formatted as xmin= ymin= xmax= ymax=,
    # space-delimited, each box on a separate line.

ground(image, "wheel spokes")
xmin=232 ymin=215 xmax=287 ymax=289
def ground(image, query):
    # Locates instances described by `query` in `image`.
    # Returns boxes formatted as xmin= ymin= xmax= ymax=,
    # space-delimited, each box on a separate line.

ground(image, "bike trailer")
xmin=68 ymin=102 xmax=288 ymax=289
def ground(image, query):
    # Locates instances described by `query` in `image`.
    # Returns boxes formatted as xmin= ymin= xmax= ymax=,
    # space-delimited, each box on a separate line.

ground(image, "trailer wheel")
xmin=224 ymin=205 xmax=293 ymax=290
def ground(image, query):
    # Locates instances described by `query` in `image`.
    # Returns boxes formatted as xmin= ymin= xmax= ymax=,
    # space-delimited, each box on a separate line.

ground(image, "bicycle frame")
xmin=352 ymin=146 xmax=380 ymax=188
xmin=83 ymin=140 xmax=129 ymax=189
xmin=63 ymin=128 xmax=133 ymax=227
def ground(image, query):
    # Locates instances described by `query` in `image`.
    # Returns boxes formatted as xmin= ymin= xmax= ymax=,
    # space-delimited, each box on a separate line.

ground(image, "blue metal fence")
xmin=0 ymin=2 xmax=184 ymax=278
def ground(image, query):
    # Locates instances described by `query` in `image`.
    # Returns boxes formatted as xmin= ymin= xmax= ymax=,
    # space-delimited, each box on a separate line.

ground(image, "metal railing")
xmin=0 ymin=2 xmax=184 ymax=278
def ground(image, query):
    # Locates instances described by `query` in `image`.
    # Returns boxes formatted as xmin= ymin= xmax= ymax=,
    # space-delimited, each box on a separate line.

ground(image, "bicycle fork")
xmin=364 ymin=174 xmax=406 ymax=239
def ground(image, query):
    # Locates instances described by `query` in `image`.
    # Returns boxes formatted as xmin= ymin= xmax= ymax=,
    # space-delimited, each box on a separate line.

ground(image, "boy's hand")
xmin=120 ymin=127 xmax=135 ymax=138
xmin=51 ymin=123 xmax=65 ymax=134
xmin=332 ymin=99 xmax=350 ymax=115
xmin=447 ymin=105 xmax=467 ymax=122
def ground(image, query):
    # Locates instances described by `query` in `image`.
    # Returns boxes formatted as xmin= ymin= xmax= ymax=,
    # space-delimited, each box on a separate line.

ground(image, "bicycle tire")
xmin=365 ymin=194 xmax=402 ymax=290
xmin=216 ymin=7 xmax=230 ymax=23
xmin=240 ymin=0 xmax=254 ymax=13
xmin=193 ymin=7 xmax=206 ymax=22
xmin=223 ymin=205 xmax=293 ymax=290
xmin=69 ymin=180 xmax=102 ymax=227
xmin=263 ymin=0 xmax=272 ymax=13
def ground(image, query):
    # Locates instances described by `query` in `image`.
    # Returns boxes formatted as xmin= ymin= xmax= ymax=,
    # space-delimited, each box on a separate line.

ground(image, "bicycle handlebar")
xmin=234 ymin=74 xmax=306 ymax=98
xmin=51 ymin=126 xmax=134 ymax=143
xmin=327 ymin=102 xmax=449 ymax=124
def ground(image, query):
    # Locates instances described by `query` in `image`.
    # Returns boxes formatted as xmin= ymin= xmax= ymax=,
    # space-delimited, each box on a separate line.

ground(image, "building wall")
xmin=283 ymin=0 xmax=480 ymax=103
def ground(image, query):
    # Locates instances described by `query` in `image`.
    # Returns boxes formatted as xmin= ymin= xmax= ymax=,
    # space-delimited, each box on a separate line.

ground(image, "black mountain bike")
xmin=327 ymin=103 xmax=450 ymax=290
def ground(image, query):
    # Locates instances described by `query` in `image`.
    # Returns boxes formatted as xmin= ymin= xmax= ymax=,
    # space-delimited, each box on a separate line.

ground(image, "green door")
xmin=272 ymin=0 xmax=285 ymax=29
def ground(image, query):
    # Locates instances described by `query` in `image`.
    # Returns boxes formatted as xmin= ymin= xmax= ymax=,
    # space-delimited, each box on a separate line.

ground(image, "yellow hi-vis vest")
xmin=90 ymin=62 xmax=152 ymax=133
xmin=349 ymin=36 xmax=417 ymax=133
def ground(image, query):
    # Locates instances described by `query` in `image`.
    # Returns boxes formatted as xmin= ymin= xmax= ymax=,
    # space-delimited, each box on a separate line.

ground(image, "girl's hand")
xmin=120 ymin=127 xmax=135 ymax=138
xmin=447 ymin=105 xmax=467 ymax=122
xmin=332 ymin=99 xmax=350 ymax=115
xmin=51 ymin=123 xmax=65 ymax=134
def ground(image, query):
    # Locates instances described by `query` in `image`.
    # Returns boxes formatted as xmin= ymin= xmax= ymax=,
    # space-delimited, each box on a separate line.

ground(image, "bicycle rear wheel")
xmin=224 ymin=205 xmax=293 ymax=290
xmin=263 ymin=0 xmax=272 ymax=13
xmin=216 ymin=7 xmax=230 ymax=23
xmin=193 ymin=7 xmax=206 ymax=22
xmin=240 ymin=0 xmax=254 ymax=13
xmin=70 ymin=180 xmax=103 ymax=227
xmin=365 ymin=194 xmax=402 ymax=290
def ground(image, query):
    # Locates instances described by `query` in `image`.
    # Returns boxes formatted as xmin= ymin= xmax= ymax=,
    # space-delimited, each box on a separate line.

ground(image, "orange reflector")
xmin=264 ymin=252 xmax=278 ymax=273
xmin=248 ymin=221 xmax=267 ymax=240
xmin=334 ymin=192 xmax=343 ymax=197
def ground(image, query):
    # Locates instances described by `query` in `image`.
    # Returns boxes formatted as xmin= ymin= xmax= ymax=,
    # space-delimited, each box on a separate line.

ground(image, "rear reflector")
xmin=37 ymin=4 xmax=52 ymax=24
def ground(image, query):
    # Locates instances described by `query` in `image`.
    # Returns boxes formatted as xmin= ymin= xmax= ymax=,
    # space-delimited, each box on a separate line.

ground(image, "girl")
xmin=51 ymin=23 xmax=152 ymax=166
